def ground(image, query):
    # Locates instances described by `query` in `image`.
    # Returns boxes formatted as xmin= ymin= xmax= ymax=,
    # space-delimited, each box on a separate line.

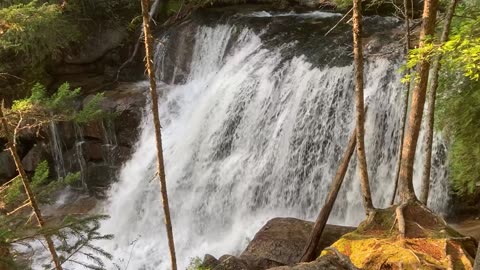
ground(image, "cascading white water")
xmin=101 ymin=119 xmax=119 ymax=167
xmin=73 ymin=123 xmax=88 ymax=189
xmin=67 ymin=23 xmax=449 ymax=270
xmin=49 ymin=122 xmax=66 ymax=178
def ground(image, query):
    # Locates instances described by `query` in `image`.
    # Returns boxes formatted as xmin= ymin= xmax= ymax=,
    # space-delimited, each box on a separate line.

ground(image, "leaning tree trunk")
xmin=398 ymin=0 xmax=439 ymax=203
xmin=420 ymin=0 xmax=458 ymax=205
xmin=300 ymin=128 xmax=357 ymax=262
xmin=0 ymin=107 xmax=64 ymax=270
xmin=474 ymin=243 xmax=480 ymax=270
xmin=390 ymin=0 xmax=412 ymax=206
xmin=352 ymin=0 xmax=374 ymax=212
xmin=139 ymin=1 xmax=178 ymax=270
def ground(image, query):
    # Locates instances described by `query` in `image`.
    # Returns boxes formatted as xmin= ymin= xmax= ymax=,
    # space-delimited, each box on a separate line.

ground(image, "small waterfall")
xmin=101 ymin=119 xmax=118 ymax=166
xmin=67 ymin=22 xmax=450 ymax=270
xmin=73 ymin=123 xmax=88 ymax=189
xmin=49 ymin=122 xmax=66 ymax=178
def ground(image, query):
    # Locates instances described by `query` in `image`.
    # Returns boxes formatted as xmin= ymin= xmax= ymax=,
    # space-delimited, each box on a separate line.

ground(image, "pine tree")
xmin=0 ymin=83 xmax=109 ymax=269
xmin=0 ymin=105 xmax=64 ymax=270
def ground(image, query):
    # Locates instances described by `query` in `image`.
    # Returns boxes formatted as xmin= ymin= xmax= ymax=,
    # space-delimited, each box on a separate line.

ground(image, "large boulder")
xmin=240 ymin=217 xmax=355 ymax=266
xmin=268 ymin=253 xmax=356 ymax=270
xmin=215 ymin=255 xmax=250 ymax=270
xmin=64 ymin=25 xmax=127 ymax=65
xmin=90 ymin=82 xmax=147 ymax=148
xmin=21 ymin=143 xmax=50 ymax=172
xmin=0 ymin=151 xmax=16 ymax=182
xmin=205 ymin=217 xmax=355 ymax=270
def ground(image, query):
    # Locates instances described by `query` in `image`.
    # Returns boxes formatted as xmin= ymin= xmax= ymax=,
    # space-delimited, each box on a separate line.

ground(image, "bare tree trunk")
xmin=474 ymin=243 xmax=480 ymax=270
xmin=139 ymin=1 xmax=178 ymax=270
xmin=420 ymin=0 xmax=458 ymax=205
xmin=299 ymin=128 xmax=357 ymax=262
xmin=390 ymin=0 xmax=412 ymax=206
xmin=0 ymin=108 xmax=63 ymax=270
xmin=399 ymin=0 xmax=439 ymax=203
xmin=352 ymin=0 xmax=374 ymax=212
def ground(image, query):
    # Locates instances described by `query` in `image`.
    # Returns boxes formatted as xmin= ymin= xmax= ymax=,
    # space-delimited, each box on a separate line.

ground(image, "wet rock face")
xmin=203 ymin=217 xmax=355 ymax=270
xmin=156 ymin=8 xmax=403 ymax=87
xmin=64 ymin=25 xmax=128 ymax=65
xmin=21 ymin=143 xmax=51 ymax=172
xmin=0 ymin=82 xmax=147 ymax=193
xmin=0 ymin=151 xmax=16 ymax=183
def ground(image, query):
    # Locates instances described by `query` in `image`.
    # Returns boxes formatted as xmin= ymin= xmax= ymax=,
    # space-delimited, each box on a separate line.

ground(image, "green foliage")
xmin=31 ymin=160 xmax=49 ymax=189
xmin=64 ymin=171 xmax=81 ymax=186
xmin=433 ymin=0 xmax=480 ymax=195
xmin=43 ymin=215 xmax=114 ymax=270
xmin=74 ymin=93 xmax=106 ymax=124
xmin=0 ymin=161 xmax=111 ymax=268
xmin=0 ymin=1 xmax=80 ymax=69
xmin=2 ymin=160 xmax=81 ymax=207
xmin=10 ymin=82 xmax=104 ymax=125
xmin=0 ymin=213 xmax=114 ymax=269
xmin=187 ymin=257 xmax=210 ymax=270
xmin=4 ymin=176 xmax=22 ymax=205
xmin=437 ymin=77 xmax=480 ymax=195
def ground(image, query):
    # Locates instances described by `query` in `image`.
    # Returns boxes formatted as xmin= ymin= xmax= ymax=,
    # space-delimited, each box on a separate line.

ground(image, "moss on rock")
xmin=322 ymin=202 xmax=477 ymax=269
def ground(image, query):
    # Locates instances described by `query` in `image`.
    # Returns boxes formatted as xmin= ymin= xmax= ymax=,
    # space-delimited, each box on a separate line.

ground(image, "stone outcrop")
xmin=241 ymin=218 xmax=354 ymax=265
xmin=0 ymin=82 xmax=147 ymax=194
xmin=64 ymin=25 xmax=128 ymax=65
xmin=0 ymin=151 xmax=16 ymax=182
xmin=21 ymin=143 xmax=50 ymax=172
xmin=201 ymin=217 xmax=355 ymax=270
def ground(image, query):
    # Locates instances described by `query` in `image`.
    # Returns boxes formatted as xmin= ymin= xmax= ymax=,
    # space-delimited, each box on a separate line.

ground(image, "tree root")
xmin=324 ymin=247 xmax=359 ymax=270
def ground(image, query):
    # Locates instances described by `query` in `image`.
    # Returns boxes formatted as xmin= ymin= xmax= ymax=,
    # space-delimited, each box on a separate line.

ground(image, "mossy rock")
xmin=322 ymin=202 xmax=478 ymax=269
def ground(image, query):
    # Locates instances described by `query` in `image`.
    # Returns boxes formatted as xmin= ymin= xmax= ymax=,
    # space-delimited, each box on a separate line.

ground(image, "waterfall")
xmin=63 ymin=22 xmax=449 ymax=270
xmin=49 ymin=122 xmax=66 ymax=178
xmin=101 ymin=119 xmax=118 ymax=166
xmin=73 ymin=123 xmax=88 ymax=189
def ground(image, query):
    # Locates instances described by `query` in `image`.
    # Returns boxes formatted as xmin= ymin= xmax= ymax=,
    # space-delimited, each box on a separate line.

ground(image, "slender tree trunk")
xmin=352 ymin=0 xmax=374 ymax=212
xmin=420 ymin=0 xmax=458 ymax=205
xmin=140 ymin=1 xmax=178 ymax=270
xmin=474 ymin=243 xmax=480 ymax=270
xmin=390 ymin=0 xmax=412 ymax=206
xmin=399 ymin=0 xmax=439 ymax=203
xmin=0 ymin=108 xmax=63 ymax=270
xmin=300 ymin=128 xmax=357 ymax=262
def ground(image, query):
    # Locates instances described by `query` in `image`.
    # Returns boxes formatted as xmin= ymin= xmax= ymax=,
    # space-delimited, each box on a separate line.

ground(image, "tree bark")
xmin=352 ymin=0 xmax=374 ymax=212
xmin=420 ymin=0 xmax=458 ymax=205
xmin=140 ymin=1 xmax=178 ymax=270
xmin=390 ymin=0 xmax=412 ymax=206
xmin=474 ymin=242 xmax=480 ymax=270
xmin=0 ymin=107 xmax=63 ymax=270
xmin=299 ymin=128 xmax=357 ymax=262
xmin=398 ymin=0 xmax=439 ymax=203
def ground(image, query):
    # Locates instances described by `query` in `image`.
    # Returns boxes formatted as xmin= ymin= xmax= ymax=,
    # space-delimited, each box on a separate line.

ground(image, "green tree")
xmin=0 ymin=82 xmax=105 ymax=269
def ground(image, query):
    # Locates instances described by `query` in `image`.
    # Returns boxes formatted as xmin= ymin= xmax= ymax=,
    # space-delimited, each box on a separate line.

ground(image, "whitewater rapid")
xmin=56 ymin=23 xmax=449 ymax=269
